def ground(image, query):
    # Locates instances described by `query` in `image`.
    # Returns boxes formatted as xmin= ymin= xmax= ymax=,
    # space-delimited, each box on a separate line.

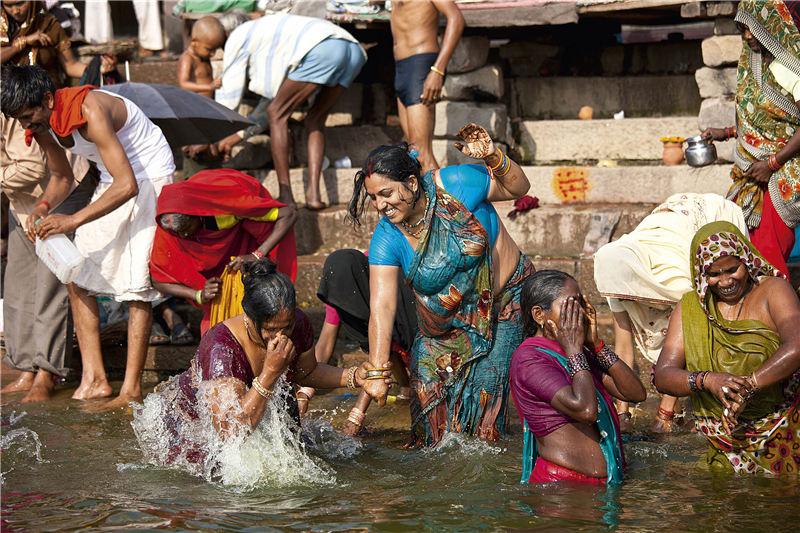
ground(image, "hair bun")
xmin=242 ymin=258 xmax=277 ymax=279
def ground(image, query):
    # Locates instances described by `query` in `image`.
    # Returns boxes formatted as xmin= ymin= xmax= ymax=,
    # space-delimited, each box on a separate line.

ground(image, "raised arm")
xmin=452 ymin=123 xmax=530 ymax=202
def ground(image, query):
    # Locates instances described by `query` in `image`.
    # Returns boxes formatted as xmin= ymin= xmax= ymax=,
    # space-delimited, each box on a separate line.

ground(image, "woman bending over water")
xmin=132 ymin=259 xmax=391 ymax=472
xmin=655 ymin=222 xmax=800 ymax=475
xmin=510 ymin=271 xmax=646 ymax=485
xmin=350 ymin=123 xmax=535 ymax=446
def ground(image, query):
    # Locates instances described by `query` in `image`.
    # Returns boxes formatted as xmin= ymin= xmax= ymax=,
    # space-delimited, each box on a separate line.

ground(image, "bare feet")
xmin=651 ymin=407 xmax=677 ymax=434
xmin=304 ymin=188 xmax=327 ymax=211
xmin=72 ymin=378 xmax=113 ymax=400
xmin=305 ymin=201 xmax=327 ymax=211
xmin=277 ymin=186 xmax=296 ymax=207
xmin=20 ymin=370 xmax=55 ymax=403
xmin=1 ymin=372 xmax=35 ymax=394
xmin=21 ymin=385 xmax=53 ymax=403
xmin=82 ymin=393 xmax=142 ymax=413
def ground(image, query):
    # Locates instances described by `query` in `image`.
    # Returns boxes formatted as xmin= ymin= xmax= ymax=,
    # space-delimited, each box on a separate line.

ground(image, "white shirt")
xmin=215 ymin=13 xmax=363 ymax=109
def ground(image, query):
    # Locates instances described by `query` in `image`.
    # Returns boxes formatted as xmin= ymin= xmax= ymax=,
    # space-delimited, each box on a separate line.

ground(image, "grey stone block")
xmin=326 ymin=83 xmax=363 ymax=127
xmin=442 ymin=64 xmax=503 ymax=101
xmin=447 ymin=36 xmax=490 ymax=74
xmin=695 ymin=67 xmax=738 ymax=98
xmin=434 ymin=101 xmax=508 ymax=142
xmin=517 ymin=117 xmax=700 ymax=163
xmin=511 ymin=76 xmax=701 ymax=120
xmin=698 ymin=97 xmax=736 ymax=130
xmin=701 ymin=35 xmax=743 ymax=67
xmin=714 ymin=17 xmax=739 ymax=35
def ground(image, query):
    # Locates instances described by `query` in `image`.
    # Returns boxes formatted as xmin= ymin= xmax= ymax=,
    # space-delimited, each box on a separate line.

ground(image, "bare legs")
xmin=304 ymin=85 xmax=345 ymax=209
xmin=268 ymin=79 xmax=345 ymax=207
xmin=397 ymin=98 xmax=438 ymax=173
xmin=69 ymin=283 xmax=151 ymax=408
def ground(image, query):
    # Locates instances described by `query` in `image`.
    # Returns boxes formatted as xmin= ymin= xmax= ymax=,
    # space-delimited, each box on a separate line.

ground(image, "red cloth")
xmin=529 ymin=457 xmax=607 ymax=485
xmin=149 ymin=169 xmax=297 ymax=331
xmin=24 ymin=85 xmax=95 ymax=146
xmin=749 ymin=190 xmax=796 ymax=276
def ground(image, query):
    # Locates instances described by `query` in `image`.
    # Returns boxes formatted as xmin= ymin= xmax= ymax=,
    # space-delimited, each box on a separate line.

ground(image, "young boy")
xmin=177 ymin=16 xmax=225 ymax=98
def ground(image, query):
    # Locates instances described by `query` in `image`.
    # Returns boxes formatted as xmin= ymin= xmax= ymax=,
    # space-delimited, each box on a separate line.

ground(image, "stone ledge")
xmin=517 ymin=117 xmax=701 ymax=163
xmin=254 ymin=164 xmax=733 ymax=207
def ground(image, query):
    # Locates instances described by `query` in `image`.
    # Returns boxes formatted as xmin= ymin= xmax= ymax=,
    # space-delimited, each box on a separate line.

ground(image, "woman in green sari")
xmin=655 ymin=221 xmax=800 ymax=475
xmin=701 ymin=0 xmax=800 ymax=275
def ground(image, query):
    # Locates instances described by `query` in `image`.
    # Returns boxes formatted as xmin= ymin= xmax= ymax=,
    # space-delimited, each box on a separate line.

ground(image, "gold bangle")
xmin=194 ymin=289 xmax=203 ymax=305
xmin=13 ymin=37 xmax=26 ymax=49
xmin=430 ymin=65 xmax=445 ymax=77
xmin=488 ymin=148 xmax=505 ymax=171
xmin=346 ymin=366 xmax=358 ymax=389
xmin=251 ymin=377 xmax=271 ymax=399
xmin=347 ymin=407 xmax=365 ymax=426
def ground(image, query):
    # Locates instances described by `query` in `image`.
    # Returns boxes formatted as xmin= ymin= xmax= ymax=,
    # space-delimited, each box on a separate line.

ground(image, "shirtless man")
xmin=1 ymin=65 xmax=175 ymax=410
xmin=391 ymin=0 xmax=464 ymax=172
xmin=177 ymin=16 xmax=225 ymax=99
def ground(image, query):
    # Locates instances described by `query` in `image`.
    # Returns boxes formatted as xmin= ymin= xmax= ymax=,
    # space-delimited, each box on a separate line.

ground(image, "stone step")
xmin=517 ymin=117 xmax=703 ymax=163
xmin=293 ymin=203 xmax=656 ymax=257
xmin=254 ymin=163 xmax=732 ymax=207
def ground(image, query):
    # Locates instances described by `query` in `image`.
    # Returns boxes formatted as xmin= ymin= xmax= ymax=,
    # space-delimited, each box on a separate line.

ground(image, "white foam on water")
xmin=0 ymin=426 xmax=48 ymax=486
xmin=131 ymin=374 xmax=336 ymax=492
xmin=301 ymin=417 xmax=363 ymax=461
xmin=424 ymin=432 xmax=505 ymax=456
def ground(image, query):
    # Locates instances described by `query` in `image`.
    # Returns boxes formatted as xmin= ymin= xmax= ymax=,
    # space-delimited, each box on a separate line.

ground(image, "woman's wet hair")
xmin=159 ymin=213 xmax=196 ymax=232
xmin=0 ymin=65 xmax=55 ymax=117
xmin=241 ymin=259 xmax=296 ymax=328
xmin=521 ymin=270 xmax=575 ymax=336
xmin=347 ymin=142 xmax=422 ymax=226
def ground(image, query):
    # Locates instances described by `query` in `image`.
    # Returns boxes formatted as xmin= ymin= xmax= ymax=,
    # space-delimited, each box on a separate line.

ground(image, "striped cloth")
xmin=215 ymin=13 xmax=364 ymax=109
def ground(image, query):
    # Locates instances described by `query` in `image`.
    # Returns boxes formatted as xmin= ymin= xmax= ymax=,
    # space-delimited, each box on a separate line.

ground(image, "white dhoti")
xmin=72 ymin=175 xmax=172 ymax=302
xmin=133 ymin=0 xmax=164 ymax=51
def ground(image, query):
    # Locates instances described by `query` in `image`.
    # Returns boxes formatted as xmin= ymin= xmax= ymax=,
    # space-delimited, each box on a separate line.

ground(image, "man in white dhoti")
xmin=1 ymin=65 xmax=174 ymax=410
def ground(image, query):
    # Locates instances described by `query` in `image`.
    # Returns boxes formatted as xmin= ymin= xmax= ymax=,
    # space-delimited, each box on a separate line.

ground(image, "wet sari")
xmin=727 ymin=0 xmax=800 ymax=231
xmin=681 ymin=221 xmax=800 ymax=475
xmin=407 ymin=171 xmax=534 ymax=446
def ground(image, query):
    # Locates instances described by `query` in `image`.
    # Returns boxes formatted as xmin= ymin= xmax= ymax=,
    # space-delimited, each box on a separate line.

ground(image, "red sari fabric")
xmin=149 ymin=169 xmax=297 ymax=331
xmin=529 ymin=457 xmax=607 ymax=485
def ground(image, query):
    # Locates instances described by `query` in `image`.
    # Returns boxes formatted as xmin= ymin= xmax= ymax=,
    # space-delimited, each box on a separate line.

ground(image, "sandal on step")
xmin=170 ymin=323 xmax=195 ymax=345
xmin=149 ymin=323 xmax=170 ymax=346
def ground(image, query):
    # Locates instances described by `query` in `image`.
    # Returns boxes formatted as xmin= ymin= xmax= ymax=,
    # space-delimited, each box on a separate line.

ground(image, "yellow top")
xmin=214 ymin=208 xmax=279 ymax=230
xmin=769 ymin=59 xmax=800 ymax=102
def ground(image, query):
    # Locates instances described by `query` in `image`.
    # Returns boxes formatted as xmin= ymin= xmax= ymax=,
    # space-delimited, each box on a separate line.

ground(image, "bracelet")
xmin=347 ymin=407 xmax=365 ymax=426
xmin=36 ymin=199 xmax=51 ymax=212
xmin=430 ymin=65 xmax=445 ymax=77
xmin=725 ymin=126 xmax=737 ymax=140
xmin=365 ymin=369 xmax=385 ymax=379
xmin=346 ymin=366 xmax=358 ymax=389
xmin=596 ymin=345 xmax=620 ymax=372
xmin=194 ymin=289 xmax=203 ymax=305
xmin=566 ymin=352 xmax=590 ymax=377
xmin=488 ymin=148 xmax=506 ymax=171
xmin=13 ymin=37 xmax=26 ymax=49
xmin=251 ymin=377 xmax=271 ymax=399
xmin=767 ymin=154 xmax=782 ymax=171
xmin=657 ymin=407 xmax=675 ymax=420
xmin=699 ymin=371 xmax=709 ymax=391
xmin=297 ymin=386 xmax=315 ymax=400
xmin=251 ymin=249 xmax=264 ymax=260
xmin=495 ymin=152 xmax=512 ymax=177
xmin=688 ymin=371 xmax=701 ymax=393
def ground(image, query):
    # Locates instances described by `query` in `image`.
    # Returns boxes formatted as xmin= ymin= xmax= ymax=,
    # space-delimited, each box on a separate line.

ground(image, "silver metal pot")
xmin=684 ymin=135 xmax=718 ymax=167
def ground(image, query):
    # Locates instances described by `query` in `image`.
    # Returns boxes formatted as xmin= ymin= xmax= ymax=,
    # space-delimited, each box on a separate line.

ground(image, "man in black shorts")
xmin=391 ymin=0 xmax=464 ymax=172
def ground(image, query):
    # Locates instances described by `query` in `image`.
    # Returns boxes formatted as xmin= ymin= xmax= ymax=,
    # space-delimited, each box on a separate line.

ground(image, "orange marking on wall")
xmin=552 ymin=167 xmax=591 ymax=203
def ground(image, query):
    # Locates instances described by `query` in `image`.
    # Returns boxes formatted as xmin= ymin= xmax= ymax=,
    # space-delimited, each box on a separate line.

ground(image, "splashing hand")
xmin=453 ymin=123 xmax=496 ymax=160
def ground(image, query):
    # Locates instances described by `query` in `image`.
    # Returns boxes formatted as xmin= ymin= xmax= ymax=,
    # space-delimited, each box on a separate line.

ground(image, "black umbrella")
xmin=102 ymin=82 xmax=253 ymax=146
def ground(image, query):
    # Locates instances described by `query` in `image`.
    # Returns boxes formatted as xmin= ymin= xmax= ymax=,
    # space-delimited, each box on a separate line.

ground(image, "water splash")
xmin=301 ymin=418 xmax=363 ymax=461
xmin=131 ymin=374 xmax=336 ymax=491
xmin=425 ymin=432 xmax=505 ymax=456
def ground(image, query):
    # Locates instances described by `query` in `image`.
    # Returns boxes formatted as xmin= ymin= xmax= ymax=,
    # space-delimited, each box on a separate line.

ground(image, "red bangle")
xmin=36 ymin=200 xmax=51 ymax=211
xmin=594 ymin=340 xmax=605 ymax=353
xmin=768 ymin=154 xmax=782 ymax=171
xmin=725 ymin=126 xmax=737 ymax=140
xmin=251 ymin=249 xmax=264 ymax=260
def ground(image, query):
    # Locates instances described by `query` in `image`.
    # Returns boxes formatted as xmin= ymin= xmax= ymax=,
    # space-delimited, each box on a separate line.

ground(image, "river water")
xmin=2 ymin=385 xmax=799 ymax=532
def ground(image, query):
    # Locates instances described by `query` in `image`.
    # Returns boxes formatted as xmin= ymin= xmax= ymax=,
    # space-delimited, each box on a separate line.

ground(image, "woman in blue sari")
xmin=348 ymin=123 xmax=535 ymax=446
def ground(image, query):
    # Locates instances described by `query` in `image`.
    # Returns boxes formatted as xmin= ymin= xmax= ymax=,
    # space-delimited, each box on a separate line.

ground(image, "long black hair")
xmin=347 ymin=142 xmax=422 ymax=227
xmin=520 ymin=270 xmax=575 ymax=336
xmin=241 ymin=259 xmax=296 ymax=328
xmin=1 ymin=65 xmax=55 ymax=117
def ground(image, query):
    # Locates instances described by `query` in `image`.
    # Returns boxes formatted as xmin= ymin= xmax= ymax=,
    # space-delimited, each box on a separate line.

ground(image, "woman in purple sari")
xmin=132 ymin=259 xmax=391 ymax=472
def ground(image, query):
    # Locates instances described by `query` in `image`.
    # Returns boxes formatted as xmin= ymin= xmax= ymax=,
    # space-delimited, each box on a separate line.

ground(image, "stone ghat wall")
xmin=247 ymin=27 xmax=708 ymax=170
